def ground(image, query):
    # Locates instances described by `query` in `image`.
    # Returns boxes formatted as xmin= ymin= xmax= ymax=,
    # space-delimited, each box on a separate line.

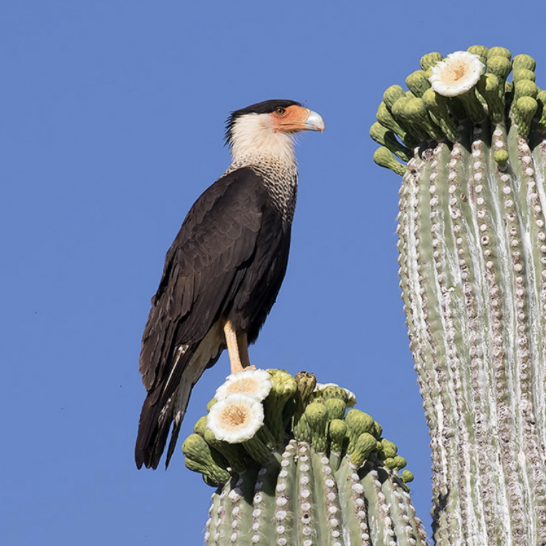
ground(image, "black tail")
xmin=135 ymin=337 xmax=224 ymax=469
xmin=135 ymin=344 xmax=195 ymax=470
xmin=135 ymin=387 xmax=177 ymax=469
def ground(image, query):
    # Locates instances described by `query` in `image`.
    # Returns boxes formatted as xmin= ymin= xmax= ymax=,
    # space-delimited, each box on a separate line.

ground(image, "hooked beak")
xmin=273 ymin=105 xmax=325 ymax=133
xmin=302 ymin=109 xmax=325 ymax=132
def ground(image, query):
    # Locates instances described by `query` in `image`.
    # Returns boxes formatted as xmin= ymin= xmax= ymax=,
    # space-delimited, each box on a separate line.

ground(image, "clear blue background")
xmin=2 ymin=2 xmax=545 ymax=544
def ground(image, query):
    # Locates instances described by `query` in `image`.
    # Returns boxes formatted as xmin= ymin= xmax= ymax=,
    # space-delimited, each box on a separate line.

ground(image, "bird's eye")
xmin=275 ymin=107 xmax=286 ymax=115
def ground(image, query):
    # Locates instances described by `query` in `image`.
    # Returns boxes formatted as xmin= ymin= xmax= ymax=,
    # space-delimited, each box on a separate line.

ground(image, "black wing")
xmin=136 ymin=167 xmax=288 ymax=468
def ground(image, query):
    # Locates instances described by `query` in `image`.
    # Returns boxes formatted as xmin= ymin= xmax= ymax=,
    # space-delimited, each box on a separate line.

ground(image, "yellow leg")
xmin=223 ymin=319 xmax=254 ymax=374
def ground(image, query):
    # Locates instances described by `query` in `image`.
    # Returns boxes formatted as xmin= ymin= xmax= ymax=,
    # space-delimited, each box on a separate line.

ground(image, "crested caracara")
xmin=135 ymin=99 xmax=324 ymax=469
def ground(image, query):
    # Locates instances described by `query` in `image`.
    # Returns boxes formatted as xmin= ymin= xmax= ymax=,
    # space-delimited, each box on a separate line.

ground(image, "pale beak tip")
xmin=305 ymin=110 xmax=325 ymax=132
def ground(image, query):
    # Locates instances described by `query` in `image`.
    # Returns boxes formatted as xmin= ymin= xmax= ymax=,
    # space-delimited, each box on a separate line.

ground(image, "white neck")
xmin=229 ymin=113 xmax=297 ymax=166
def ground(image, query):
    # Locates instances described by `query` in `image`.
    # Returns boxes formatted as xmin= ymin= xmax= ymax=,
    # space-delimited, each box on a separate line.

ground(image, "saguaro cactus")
xmin=371 ymin=46 xmax=546 ymax=545
xmin=182 ymin=369 xmax=429 ymax=545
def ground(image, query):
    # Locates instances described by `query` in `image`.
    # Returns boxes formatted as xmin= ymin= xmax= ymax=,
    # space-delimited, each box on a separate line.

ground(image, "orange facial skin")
xmin=271 ymin=105 xmax=324 ymax=133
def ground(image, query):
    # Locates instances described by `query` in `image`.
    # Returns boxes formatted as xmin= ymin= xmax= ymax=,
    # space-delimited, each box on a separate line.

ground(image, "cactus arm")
xmin=371 ymin=47 xmax=546 ymax=545
xmin=399 ymin=145 xmax=471 ymax=542
xmin=535 ymin=140 xmax=546 ymax=438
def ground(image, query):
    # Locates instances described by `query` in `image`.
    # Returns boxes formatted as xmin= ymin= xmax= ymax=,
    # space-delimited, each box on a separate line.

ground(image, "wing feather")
xmin=136 ymin=167 xmax=275 ymax=468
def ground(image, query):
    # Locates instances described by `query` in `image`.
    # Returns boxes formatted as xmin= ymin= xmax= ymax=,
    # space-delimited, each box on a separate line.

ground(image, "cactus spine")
xmin=371 ymin=46 xmax=546 ymax=545
xmin=183 ymin=370 xmax=429 ymax=545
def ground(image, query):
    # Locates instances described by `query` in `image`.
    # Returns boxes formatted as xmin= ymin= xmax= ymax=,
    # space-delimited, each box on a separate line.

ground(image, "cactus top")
xmin=182 ymin=369 xmax=414 ymax=487
xmin=370 ymin=46 xmax=546 ymax=175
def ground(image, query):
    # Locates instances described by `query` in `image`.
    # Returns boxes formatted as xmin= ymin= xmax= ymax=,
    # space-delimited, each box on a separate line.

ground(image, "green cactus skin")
xmin=203 ymin=442 xmax=428 ymax=546
xmin=183 ymin=370 xmax=429 ymax=546
xmin=371 ymin=47 xmax=546 ymax=545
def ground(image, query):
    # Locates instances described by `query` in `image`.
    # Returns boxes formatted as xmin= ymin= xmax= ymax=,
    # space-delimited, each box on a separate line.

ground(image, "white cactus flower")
xmin=429 ymin=51 xmax=485 ymax=97
xmin=207 ymin=393 xmax=264 ymax=443
xmin=215 ymin=369 xmax=272 ymax=402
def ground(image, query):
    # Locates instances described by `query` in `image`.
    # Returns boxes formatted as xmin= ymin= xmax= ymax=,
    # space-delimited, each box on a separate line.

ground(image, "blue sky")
xmin=2 ymin=1 xmax=546 ymax=544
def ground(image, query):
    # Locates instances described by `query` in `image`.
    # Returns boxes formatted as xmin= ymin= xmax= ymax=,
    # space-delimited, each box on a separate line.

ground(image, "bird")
xmin=135 ymin=99 xmax=324 ymax=469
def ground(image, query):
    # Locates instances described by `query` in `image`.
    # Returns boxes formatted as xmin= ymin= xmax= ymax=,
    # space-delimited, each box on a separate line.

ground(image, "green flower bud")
xmin=202 ymin=473 xmax=220 ymax=487
xmin=406 ymin=70 xmax=431 ymax=98
xmin=420 ymin=52 xmax=443 ymax=71
xmin=479 ymin=73 xmax=500 ymax=95
xmin=422 ymin=89 xmax=460 ymax=142
xmin=295 ymin=371 xmax=317 ymax=405
xmin=319 ymin=386 xmax=349 ymax=403
xmin=304 ymin=401 xmax=329 ymax=452
xmin=373 ymin=147 xmax=407 ymax=177
xmin=376 ymin=102 xmax=416 ymax=147
xmin=267 ymin=369 xmax=297 ymax=399
xmin=264 ymin=369 xmax=298 ymax=444
xmin=350 ymin=432 xmax=377 ymax=467
xmin=328 ymin=418 xmax=347 ymax=471
xmin=182 ymin=433 xmax=212 ymax=461
xmin=293 ymin=372 xmax=317 ymax=435
xmin=514 ymin=96 xmax=538 ymax=137
xmin=476 ymin=73 xmax=505 ymax=123
xmin=512 ymin=54 xmax=536 ymax=72
xmin=346 ymin=409 xmax=375 ymax=454
xmin=512 ymin=69 xmax=536 ymax=83
xmin=182 ymin=433 xmax=231 ymax=485
xmin=378 ymin=438 xmax=398 ymax=460
xmin=487 ymin=46 xmax=511 ymax=60
xmin=403 ymin=97 xmax=444 ymax=140
xmin=487 ymin=56 xmax=512 ymax=82
xmin=328 ymin=419 xmax=348 ymax=453
xmin=401 ymin=470 xmax=415 ymax=483
xmin=494 ymin=150 xmax=509 ymax=168
xmin=293 ymin=413 xmax=312 ymax=443
xmin=373 ymin=421 xmax=383 ymax=439
xmin=383 ymin=85 xmax=406 ymax=111
xmin=193 ymin=415 xmax=208 ymax=437
xmin=513 ymin=80 xmax=538 ymax=102
xmin=384 ymin=457 xmax=397 ymax=469
xmin=393 ymin=455 xmax=408 ymax=470
xmin=324 ymin=398 xmax=347 ymax=421
xmin=392 ymin=95 xmax=428 ymax=142
xmin=206 ymin=398 xmax=217 ymax=412
xmin=391 ymin=95 xmax=409 ymax=118
xmin=467 ymin=45 xmax=488 ymax=65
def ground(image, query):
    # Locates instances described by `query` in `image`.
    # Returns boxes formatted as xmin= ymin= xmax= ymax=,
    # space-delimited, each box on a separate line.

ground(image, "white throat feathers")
xmin=229 ymin=113 xmax=297 ymax=167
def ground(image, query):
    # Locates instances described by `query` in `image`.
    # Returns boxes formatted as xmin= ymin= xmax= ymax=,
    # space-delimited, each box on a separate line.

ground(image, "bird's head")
xmin=225 ymin=100 xmax=324 ymax=164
